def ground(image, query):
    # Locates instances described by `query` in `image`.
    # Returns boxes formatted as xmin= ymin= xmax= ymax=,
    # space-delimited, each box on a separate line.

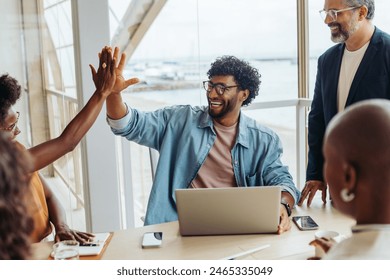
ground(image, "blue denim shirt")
xmin=107 ymin=105 xmax=300 ymax=225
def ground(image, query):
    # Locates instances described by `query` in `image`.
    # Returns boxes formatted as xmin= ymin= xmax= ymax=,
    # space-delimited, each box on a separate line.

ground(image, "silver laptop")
xmin=175 ymin=186 xmax=281 ymax=236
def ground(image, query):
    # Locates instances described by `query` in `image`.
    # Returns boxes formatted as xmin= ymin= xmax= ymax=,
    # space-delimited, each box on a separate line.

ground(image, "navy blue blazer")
xmin=307 ymin=27 xmax=390 ymax=181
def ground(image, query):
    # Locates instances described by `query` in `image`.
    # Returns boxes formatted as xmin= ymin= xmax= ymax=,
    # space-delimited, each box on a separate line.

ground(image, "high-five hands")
xmin=89 ymin=46 xmax=139 ymax=97
xmin=111 ymin=47 xmax=139 ymax=94
xmin=89 ymin=46 xmax=117 ymax=97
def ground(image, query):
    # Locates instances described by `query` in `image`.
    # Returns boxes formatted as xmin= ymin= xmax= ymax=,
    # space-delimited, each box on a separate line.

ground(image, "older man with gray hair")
xmin=299 ymin=0 xmax=390 ymax=206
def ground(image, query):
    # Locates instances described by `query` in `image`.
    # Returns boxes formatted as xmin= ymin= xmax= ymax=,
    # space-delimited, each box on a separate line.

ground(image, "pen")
xmin=221 ymin=244 xmax=271 ymax=260
xmin=80 ymin=243 xmax=99 ymax=247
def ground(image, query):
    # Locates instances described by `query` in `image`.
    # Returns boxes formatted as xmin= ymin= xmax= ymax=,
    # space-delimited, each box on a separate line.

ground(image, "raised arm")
xmin=106 ymin=47 xmax=139 ymax=120
xmin=28 ymin=47 xmax=135 ymax=171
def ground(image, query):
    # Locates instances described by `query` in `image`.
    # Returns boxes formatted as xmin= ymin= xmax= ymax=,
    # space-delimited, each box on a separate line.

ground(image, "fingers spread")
xmin=321 ymin=190 xmax=327 ymax=204
xmin=113 ymin=47 xmax=119 ymax=63
xmin=100 ymin=47 xmax=108 ymax=69
xmin=118 ymin=52 xmax=127 ymax=71
xmin=110 ymin=58 xmax=116 ymax=74
xmin=89 ymin=64 xmax=97 ymax=77
xmin=125 ymin=77 xmax=140 ymax=87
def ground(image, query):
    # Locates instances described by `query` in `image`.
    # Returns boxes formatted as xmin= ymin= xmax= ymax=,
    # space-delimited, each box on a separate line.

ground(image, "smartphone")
xmin=142 ymin=232 xmax=163 ymax=248
xmin=292 ymin=216 xmax=319 ymax=231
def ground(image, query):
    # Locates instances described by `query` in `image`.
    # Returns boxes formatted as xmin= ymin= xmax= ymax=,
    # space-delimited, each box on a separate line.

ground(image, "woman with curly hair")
xmin=0 ymin=47 xmax=138 ymax=243
xmin=0 ymin=132 xmax=33 ymax=259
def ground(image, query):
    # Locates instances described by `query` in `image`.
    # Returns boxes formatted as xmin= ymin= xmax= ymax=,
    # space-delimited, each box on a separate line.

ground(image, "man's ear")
xmin=241 ymin=89 xmax=249 ymax=102
xmin=344 ymin=162 xmax=357 ymax=191
xmin=359 ymin=5 xmax=368 ymax=20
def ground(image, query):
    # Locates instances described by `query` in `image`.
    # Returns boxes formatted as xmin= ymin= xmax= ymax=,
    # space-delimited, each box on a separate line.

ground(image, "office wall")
xmin=0 ymin=0 xmax=29 ymax=145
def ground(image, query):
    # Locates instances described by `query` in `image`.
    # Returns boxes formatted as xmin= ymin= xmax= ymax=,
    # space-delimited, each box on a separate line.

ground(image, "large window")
xmin=113 ymin=0 xmax=299 ymax=226
xmin=41 ymin=0 xmax=86 ymax=231
xmin=12 ymin=0 xmax=390 ymax=231
xmin=114 ymin=0 xmax=390 ymax=227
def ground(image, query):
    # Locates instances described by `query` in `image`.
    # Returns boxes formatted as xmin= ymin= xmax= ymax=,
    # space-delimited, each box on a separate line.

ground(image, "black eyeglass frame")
xmin=203 ymin=81 xmax=240 ymax=95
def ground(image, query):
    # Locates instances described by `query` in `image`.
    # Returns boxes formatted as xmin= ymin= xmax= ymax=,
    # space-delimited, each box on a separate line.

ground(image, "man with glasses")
xmin=106 ymin=54 xmax=300 ymax=232
xmin=299 ymin=0 xmax=390 ymax=206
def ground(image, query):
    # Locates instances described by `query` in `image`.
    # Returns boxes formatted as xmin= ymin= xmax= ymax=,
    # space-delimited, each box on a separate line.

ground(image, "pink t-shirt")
xmin=191 ymin=120 xmax=238 ymax=188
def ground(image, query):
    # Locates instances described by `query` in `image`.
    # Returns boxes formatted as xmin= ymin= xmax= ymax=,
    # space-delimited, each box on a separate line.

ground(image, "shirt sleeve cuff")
xmin=106 ymin=103 xmax=131 ymax=130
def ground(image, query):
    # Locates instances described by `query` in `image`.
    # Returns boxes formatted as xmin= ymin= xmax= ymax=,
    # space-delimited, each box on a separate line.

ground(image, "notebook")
xmin=175 ymin=186 xmax=281 ymax=236
xmin=50 ymin=232 xmax=111 ymax=257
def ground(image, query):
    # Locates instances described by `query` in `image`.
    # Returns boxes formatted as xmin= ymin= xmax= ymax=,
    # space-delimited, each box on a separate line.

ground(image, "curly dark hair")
xmin=207 ymin=56 xmax=261 ymax=106
xmin=0 ymin=74 xmax=21 ymax=126
xmin=0 ymin=132 xmax=33 ymax=260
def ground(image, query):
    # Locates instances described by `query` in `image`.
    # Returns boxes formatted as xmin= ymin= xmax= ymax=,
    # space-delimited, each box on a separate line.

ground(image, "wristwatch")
xmin=281 ymin=202 xmax=292 ymax=217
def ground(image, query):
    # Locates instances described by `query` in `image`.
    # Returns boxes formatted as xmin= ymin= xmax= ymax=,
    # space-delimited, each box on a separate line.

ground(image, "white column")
xmin=72 ymin=0 xmax=124 ymax=232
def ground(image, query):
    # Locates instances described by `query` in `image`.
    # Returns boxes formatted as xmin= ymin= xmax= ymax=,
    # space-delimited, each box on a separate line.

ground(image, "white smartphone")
xmin=292 ymin=215 xmax=319 ymax=231
xmin=142 ymin=232 xmax=163 ymax=248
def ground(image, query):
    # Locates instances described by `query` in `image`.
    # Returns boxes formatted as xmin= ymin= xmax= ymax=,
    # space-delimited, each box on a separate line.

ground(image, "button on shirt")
xmin=107 ymin=105 xmax=300 ymax=225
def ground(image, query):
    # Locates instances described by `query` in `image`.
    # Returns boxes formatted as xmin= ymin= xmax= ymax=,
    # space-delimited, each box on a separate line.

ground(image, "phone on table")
xmin=142 ymin=232 xmax=163 ymax=248
xmin=292 ymin=216 xmax=319 ymax=231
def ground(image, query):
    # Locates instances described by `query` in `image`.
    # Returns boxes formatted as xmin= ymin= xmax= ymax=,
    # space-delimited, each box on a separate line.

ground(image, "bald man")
xmin=310 ymin=99 xmax=390 ymax=259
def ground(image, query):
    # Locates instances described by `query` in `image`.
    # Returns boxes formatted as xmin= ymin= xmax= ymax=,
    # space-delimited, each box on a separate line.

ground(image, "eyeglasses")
xmin=203 ymin=81 xmax=239 ymax=95
xmin=319 ymin=6 xmax=361 ymax=21
xmin=0 ymin=111 xmax=20 ymax=133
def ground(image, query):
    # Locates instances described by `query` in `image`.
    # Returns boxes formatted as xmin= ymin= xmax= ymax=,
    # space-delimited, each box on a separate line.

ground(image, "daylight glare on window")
xmin=109 ymin=0 xmax=298 ymax=108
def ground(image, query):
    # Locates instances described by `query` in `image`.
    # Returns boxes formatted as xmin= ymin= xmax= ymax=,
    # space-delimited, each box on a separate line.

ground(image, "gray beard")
xmin=330 ymin=20 xmax=359 ymax=44
xmin=331 ymin=33 xmax=348 ymax=43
